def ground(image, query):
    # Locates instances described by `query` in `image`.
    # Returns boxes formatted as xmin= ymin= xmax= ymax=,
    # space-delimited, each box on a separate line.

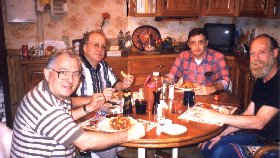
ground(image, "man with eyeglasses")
xmin=70 ymin=30 xmax=135 ymax=158
xmin=72 ymin=30 xmax=134 ymax=102
xmin=11 ymin=51 xmax=145 ymax=157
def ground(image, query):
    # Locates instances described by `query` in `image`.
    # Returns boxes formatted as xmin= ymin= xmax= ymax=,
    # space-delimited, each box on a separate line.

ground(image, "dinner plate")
xmin=97 ymin=117 xmax=137 ymax=132
xmin=174 ymin=86 xmax=194 ymax=91
xmin=161 ymin=124 xmax=187 ymax=135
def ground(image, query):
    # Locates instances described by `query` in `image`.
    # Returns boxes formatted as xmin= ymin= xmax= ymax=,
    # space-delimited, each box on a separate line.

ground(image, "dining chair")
xmin=0 ymin=122 xmax=12 ymax=158
xmin=253 ymin=142 xmax=280 ymax=158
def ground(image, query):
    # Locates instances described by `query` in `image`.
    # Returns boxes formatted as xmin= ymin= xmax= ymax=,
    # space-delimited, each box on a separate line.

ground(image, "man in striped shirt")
xmin=72 ymin=30 xmax=134 ymax=103
xmin=11 ymin=51 xmax=145 ymax=157
xmin=164 ymin=28 xmax=230 ymax=95
xmin=71 ymin=31 xmax=136 ymax=158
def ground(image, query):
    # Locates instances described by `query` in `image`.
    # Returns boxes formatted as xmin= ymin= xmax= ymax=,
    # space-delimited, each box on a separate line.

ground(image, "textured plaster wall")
xmin=1 ymin=0 xmax=280 ymax=50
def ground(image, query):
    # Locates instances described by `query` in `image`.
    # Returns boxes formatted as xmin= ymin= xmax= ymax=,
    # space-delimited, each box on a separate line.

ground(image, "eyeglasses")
xmin=87 ymin=42 xmax=108 ymax=51
xmin=51 ymin=69 xmax=82 ymax=80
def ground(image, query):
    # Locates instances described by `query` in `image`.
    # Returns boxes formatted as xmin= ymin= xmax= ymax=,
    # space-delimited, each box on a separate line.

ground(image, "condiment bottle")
xmin=144 ymin=72 xmax=161 ymax=111
xmin=152 ymin=90 xmax=161 ymax=114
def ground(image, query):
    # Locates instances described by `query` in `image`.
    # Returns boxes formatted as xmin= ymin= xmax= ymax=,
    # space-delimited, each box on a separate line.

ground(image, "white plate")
xmin=174 ymin=86 xmax=194 ymax=91
xmin=161 ymin=124 xmax=187 ymax=135
xmin=97 ymin=117 xmax=137 ymax=132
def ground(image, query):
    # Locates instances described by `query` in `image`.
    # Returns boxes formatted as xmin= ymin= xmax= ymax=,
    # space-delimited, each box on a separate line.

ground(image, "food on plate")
xmin=200 ymin=103 xmax=213 ymax=109
xmin=110 ymin=116 xmax=133 ymax=130
xmin=180 ymin=82 xmax=194 ymax=88
xmin=89 ymin=119 xmax=101 ymax=126
xmin=109 ymin=92 xmax=123 ymax=104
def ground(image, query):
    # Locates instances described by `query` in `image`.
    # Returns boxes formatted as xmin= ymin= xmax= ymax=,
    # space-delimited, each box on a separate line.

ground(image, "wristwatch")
xmin=83 ymin=105 xmax=90 ymax=114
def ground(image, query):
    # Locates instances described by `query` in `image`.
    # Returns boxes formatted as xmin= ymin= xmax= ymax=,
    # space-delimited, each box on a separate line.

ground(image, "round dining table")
xmin=120 ymin=88 xmax=240 ymax=158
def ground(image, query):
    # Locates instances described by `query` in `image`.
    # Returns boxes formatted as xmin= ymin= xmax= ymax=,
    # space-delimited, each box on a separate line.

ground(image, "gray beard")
xmin=250 ymin=56 xmax=275 ymax=79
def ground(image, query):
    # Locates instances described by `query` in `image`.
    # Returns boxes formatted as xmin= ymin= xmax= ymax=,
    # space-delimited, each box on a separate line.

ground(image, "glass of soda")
xmin=135 ymin=99 xmax=147 ymax=114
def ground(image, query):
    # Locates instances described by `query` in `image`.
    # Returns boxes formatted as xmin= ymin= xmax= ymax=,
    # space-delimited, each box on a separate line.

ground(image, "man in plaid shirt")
xmin=165 ymin=28 xmax=230 ymax=95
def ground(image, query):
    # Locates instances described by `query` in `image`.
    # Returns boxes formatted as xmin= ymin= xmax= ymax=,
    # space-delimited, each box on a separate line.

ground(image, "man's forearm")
xmin=71 ymin=96 xmax=91 ymax=108
xmin=214 ymin=82 xmax=225 ymax=92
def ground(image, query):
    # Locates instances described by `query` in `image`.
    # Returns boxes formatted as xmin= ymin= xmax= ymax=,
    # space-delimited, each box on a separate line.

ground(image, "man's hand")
xmin=123 ymin=75 xmax=134 ymax=89
xmin=191 ymin=106 xmax=221 ymax=124
xmin=198 ymin=134 xmax=222 ymax=150
xmin=102 ymin=88 xmax=116 ymax=101
xmin=127 ymin=123 xmax=145 ymax=141
xmin=87 ymin=93 xmax=105 ymax=112
xmin=194 ymin=85 xmax=215 ymax=95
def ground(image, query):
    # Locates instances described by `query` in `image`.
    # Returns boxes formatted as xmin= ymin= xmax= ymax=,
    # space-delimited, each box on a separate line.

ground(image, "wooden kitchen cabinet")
xmin=225 ymin=56 xmax=239 ymax=96
xmin=20 ymin=59 xmax=46 ymax=94
xmin=202 ymin=0 xmax=237 ymax=16
xmin=236 ymin=62 xmax=255 ymax=110
xmin=129 ymin=0 xmax=158 ymax=17
xmin=157 ymin=0 xmax=201 ymax=16
xmin=104 ymin=57 xmax=128 ymax=81
xmin=129 ymin=0 xmax=201 ymax=17
xmin=20 ymin=57 xmax=128 ymax=94
xmin=127 ymin=54 xmax=177 ymax=85
xmin=268 ymin=0 xmax=280 ymax=18
xmin=238 ymin=0 xmax=270 ymax=18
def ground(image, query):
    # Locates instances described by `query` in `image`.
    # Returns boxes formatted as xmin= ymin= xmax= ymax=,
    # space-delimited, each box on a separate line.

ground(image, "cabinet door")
xmin=239 ymin=0 xmax=269 ymax=17
xmin=21 ymin=64 xmax=44 ymax=94
xmin=128 ymin=56 xmax=176 ymax=85
xmin=129 ymin=0 xmax=158 ymax=17
xmin=237 ymin=64 xmax=254 ymax=110
xmin=159 ymin=0 xmax=201 ymax=16
xmin=104 ymin=57 xmax=128 ymax=81
xmin=269 ymin=0 xmax=280 ymax=18
xmin=226 ymin=56 xmax=238 ymax=96
xmin=202 ymin=0 xmax=236 ymax=16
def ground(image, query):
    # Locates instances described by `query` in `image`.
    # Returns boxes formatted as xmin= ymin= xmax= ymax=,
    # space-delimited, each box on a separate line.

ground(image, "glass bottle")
xmin=152 ymin=90 xmax=161 ymax=114
xmin=144 ymin=72 xmax=161 ymax=111
xmin=118 ymin=30 xmax=125 ymax=49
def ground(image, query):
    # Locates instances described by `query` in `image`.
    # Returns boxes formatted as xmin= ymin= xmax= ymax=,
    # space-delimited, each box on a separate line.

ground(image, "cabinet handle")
xmin=34 ymin=71 xmax=43 ymax=74
xmin=248 ymin=76 xmax=255 ymax=81
xmin=164 ymin=0 xmax=168 ymax=9
xmin=229 ymin=64 xmax=233 ymax=70
xmin=206 ymin=0 xmax=209 ymax=9
xmin=262 ymin=0 xmax=267 ymax=9
xmin=158 ymin=65 xmax=165 ymax=68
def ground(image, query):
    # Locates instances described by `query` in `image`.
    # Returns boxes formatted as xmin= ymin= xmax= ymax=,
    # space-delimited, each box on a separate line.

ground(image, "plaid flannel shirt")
xmin=167 ymin=48 xmax=230 ymax=90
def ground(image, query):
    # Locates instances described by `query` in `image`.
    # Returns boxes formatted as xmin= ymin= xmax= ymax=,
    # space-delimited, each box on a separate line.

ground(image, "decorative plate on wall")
xmin=132 ymin=25 xmax=162 ymax=51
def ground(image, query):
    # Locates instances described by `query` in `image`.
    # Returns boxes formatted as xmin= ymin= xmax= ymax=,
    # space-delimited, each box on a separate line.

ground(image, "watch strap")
xmin=83 ymin=105 xmax=90 ymax=114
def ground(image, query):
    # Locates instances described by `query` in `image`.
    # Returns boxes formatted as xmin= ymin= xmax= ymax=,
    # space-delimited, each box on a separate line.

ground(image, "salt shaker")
xmin=168 ymin=84 xmax=174 ymax=100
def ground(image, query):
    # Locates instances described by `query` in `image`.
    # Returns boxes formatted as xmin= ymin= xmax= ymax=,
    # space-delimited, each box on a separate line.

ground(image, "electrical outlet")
xmin=62 ymin=35 xmax=70 ymax=47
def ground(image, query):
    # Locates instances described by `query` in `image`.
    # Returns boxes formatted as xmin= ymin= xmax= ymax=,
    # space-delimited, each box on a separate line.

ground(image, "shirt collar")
xmin=79 ymin=53 xmax=101 ymax=71
xmin=42 ymin=80 xmax=71 ymax=104
xmin=190 ymin=48 xmax=208 ymax=62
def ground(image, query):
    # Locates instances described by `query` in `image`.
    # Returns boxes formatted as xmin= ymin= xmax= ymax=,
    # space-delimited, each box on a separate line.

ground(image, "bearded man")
xmin=192 ymin=34 xmax=279 ymax=158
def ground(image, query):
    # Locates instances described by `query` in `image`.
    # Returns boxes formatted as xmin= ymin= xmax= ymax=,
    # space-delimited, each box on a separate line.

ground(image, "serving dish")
xmin=132 ymin=25 xmax=162 ymax=51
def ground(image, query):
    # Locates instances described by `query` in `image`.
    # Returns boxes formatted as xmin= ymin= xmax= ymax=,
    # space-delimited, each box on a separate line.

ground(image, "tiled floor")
xmin=118 ymin=146 xmax=204 ymax=158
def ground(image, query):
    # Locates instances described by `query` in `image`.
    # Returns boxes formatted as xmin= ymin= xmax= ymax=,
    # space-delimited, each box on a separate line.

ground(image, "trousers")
xmin=200 ymin=132 xmax=265 ymax=158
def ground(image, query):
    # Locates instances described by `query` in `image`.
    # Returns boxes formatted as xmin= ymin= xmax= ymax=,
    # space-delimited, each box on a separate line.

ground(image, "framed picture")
xmin=72 ymin=39 xmax=82 ymax=54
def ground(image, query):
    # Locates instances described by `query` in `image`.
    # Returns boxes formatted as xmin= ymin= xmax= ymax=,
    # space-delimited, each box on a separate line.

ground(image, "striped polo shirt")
xmin=11 ymin=80 xmax=84 ymax=157
xmin=75 ymin=54 xmax=118 ymax=96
